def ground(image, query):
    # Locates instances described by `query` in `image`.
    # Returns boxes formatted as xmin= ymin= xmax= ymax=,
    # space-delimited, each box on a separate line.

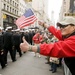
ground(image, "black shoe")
xmin=20 ymin=54 xmax=22 ymax=57
xmin=2 ymin=65 xmax=6 ymax=69
xmin=5 ymin=63 xmax=8 ymax=66
xmin=49 ymin=69 xmax=53 ymax=71
xmin=23 ymin=52 xmax=26 ymax=53
xmin=52 ymin=70 xmax=56 ymax=73
xmin=45 ymin=58 xmax=48 ymax=60
xmin=45 ymin=62 xmax=49 ymax=64
xmin=5 ymin=62 xmax=8 ymax=66
xmin=12 ymin=59 xmax=16 ymax=62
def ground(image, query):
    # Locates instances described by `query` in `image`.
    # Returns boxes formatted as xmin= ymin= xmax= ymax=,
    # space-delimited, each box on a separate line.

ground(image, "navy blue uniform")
xmin=3 ymin=31 xmax=15 ymax=64
xmin=0 ymin=34 xmax=5 ymax=68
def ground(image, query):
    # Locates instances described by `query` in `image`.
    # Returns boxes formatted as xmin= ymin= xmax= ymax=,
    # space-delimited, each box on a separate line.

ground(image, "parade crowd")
xmin=0 ymin=26 xmax=63 ymax=74
xmin=20 ymin=16 xmax=75 ymax=75
xmin=0 ymin=27 xmax=35 ymax=69
xmin=0 ymin=14 xmax=74 ymax=75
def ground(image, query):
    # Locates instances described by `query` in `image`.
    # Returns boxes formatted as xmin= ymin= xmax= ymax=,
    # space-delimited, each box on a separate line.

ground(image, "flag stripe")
xmin=16 ymin=16 xmax=26 ymax=26
xmin=22 ymin=15 xmax=36 ymax=24
xmin=19 ymin=17 xmax=37 ymax=28
xmin=15 ymin=9 xmax=37 ymax=29
xmin=20 ymin=20 xmax=36 ymax=29
xmin=20 ymin=19 xmax=36 ymax=27
xmin=18 ymin=17 xmax=37 ymax=29
xmin=16 ymin=15 xmax=36 ymax=27
xmin=20 ymin=16 xmax=37 ymax=26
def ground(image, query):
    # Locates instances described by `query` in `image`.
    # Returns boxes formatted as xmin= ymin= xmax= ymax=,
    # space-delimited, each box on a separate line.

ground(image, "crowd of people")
xmin=20 ymin=16 xmax=75 ymax=75
xmin=0 ymin=25 xmax=63 ymax=74
xmin=1 ymin=16 xmax=74 ymax=75
xmin=0 ymin=27 xmax=36 ymax=69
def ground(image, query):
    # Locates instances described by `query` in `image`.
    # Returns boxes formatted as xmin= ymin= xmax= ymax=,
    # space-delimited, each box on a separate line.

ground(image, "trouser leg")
xmin=52 ymin=63 xmax=57 ymax=72
xmin=0 ymin=55 xmax=6 ymax=69
xmin=4 ymin=49 xmax=8 ymax=64
xmin=16 ymin=46 xmax=22 ymax=57
xmin=9 ymin=48 xmax=16 ymax=61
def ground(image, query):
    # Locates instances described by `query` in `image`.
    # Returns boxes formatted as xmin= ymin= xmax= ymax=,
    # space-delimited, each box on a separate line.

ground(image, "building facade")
xmin=59 ymin=0 xmax=70 ymax=21
xmin=32 ymin=0 xmax=49 ymax=22
xmin=18 ymin=0 xmax=26 ymax=16
xmin=0 ymin=0 xmax=26 ymax=29
xmin=59 ymin=0 xmax=75 ymax=21
xmin=1 ymin=0 xmax=19 ymax=29
xmin=0 ymin=0 xmax=50 ymax=29
xmin=69 ymin=0 xmax=75 ymax=13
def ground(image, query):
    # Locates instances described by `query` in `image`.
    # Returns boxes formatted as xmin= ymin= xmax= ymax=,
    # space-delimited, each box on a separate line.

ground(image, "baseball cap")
xmin=57 ymin=16 xmax=75 ymax=26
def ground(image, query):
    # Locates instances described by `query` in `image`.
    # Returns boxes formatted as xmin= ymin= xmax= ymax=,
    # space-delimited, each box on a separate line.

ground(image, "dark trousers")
xmin=0 ymin=54 xmax=5 ymax=68
xmin=13 ymin=45 xmax=22 ymax=59
xmin=64 ymin=57 xmax=75 ymax=75
xmin=4 ymin=47 xmax=15 ymax=64
xmin=50 ymin=62 xmax=57 ymax=71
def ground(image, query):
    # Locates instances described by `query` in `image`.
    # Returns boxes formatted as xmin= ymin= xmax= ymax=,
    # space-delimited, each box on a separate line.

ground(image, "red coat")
xmin=33 ymin=33 xmax=43 ymax=44
xmin=40 ymin=26 xmax=75 ymax=58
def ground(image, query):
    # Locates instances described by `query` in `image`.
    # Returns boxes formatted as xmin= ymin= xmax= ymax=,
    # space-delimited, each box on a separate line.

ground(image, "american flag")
xmin=15 ymin=9 xmax=37 ymax=29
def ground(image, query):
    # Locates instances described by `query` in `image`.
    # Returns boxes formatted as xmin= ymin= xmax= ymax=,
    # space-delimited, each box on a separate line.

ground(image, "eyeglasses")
xmin=58 ymin=24 xmax=75 ymax=29
xmin=59 ymin=25 xmax=69 ymax=28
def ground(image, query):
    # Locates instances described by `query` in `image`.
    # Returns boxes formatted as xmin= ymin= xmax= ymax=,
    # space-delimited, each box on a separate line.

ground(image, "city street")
xmin=0 ymin=51 xmax=63 ymax=75
xmin=0 ymin=0 xmax=74 ymax=75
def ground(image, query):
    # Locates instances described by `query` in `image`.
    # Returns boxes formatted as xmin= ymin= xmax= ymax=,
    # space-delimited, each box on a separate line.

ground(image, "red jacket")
xmin=33 ymin=33 xmax=43 ymax=44
xmin=40 ymin=26 xmax=75 ymax=58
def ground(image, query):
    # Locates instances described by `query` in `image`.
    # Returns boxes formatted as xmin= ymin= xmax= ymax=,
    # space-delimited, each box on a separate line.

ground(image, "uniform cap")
xmin=0 ymin=27 xmax=3 ymax=30
xmin=25 ymin=30 xmax=29 ymax=32
xmin=20 ymin=30 xmax=25 ymax=32
xmin=6 ymin=26 xmax=12 ymax=30
xmin=15 ymin=29 xmax=20 ymax=32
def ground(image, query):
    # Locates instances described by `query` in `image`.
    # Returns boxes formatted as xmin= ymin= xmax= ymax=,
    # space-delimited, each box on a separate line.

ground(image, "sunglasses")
xmin=58 ymin=23 xmax=75 ymax=28
xmin=59 ymin=25 xmax=69 ymax=28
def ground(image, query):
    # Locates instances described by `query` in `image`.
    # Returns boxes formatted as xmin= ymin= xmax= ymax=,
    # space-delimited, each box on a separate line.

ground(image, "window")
xmin=4 ymin=4 xmax=6 ymax=10
xmin=13 ymin=8 xmax=14 ymax=13
xmin=10 ymin=0 xmax=12 ymax=4
xmin=9 ymin=16 xmax=13 ymax=23
xmin=17 ymin=4 xmax=18 ymax=7
xmin=4 ymin=0 xmax=6 ymax=1
xmin=13 ymin=1 xmax=14 ymax=6
xmin=15 ymin=3 xmax=16 ymax=7
xmin=15 ymin=10 xmax=16 ymax=14
xmin=7 ymin=0 xmax=9 ymax=3
xmin=10 ymin=7 xmax=11 ymax=12
xmin=17 ymin=11 xmax=18 ymax=15
xmin=7 ymin=5 xmax=9 ymax=11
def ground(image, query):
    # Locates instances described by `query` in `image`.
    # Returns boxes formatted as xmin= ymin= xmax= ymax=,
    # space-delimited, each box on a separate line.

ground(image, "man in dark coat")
xmin=12 ymin=29 xmax=22 ymax=60
xmin=28 ymin=29 xmax=33 ymax=45
xmin=3 ymin=27 xmax=16 ymax=65
xmin=0 ymin=27 xmax=6 ymax=69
